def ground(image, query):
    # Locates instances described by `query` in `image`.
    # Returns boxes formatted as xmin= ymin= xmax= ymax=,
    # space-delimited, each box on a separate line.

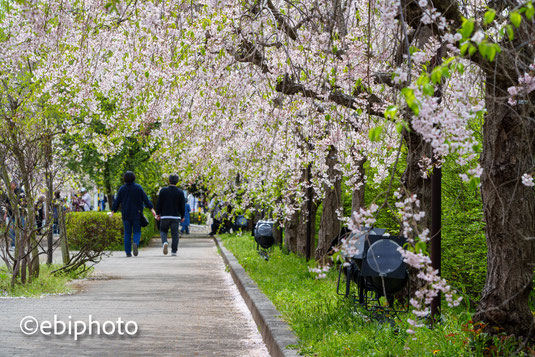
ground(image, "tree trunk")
xmin=284 ymin=209 xmax=299 ymax=254
xmin=58 ymin=205 xmax=69 ymax=265
xmin=20 ymin=251 xmax=27 ymax=284
xmin=45 ymin=173 xmax=54 ymax=265
xmin=104 ymin=160 xmax=114 ymax=209
xmin=474 ymin=90 xmax=535 ymax=338
xmin=296 ymin=198 xmax=318 ymax=256
xmin=43 ymin=131 xmax=54 ymax=264
xmin=401 ymin=129 xmax=433 ymax=230
xmin=22 ymin=180 xmax=39 ymax=281
xmin=0 ymin=165 xmax=20 ymax=280
xmin=316 ymin=146 xmax=342 ymax=260
xmin=351 ymin=158 xmax=366 ymax=216
xmin=400 ymin=120 xmax=433 ymax=304
xmin=273 ymin=221 xmax=283 ymax=248
xmin=400 ymin=25 xmax=435 ymax=232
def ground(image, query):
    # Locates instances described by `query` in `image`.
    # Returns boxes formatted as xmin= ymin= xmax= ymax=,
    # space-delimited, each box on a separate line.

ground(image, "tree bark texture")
xmin=297 ymin=198 xmax=318 ymax=257
xmin=104 ymin=160 xmax=114 ymax=209
xmin=273 ymin=221 xmax=283 ymax=247
xmin=474 ymin=90 xmax=535 ymax=338
xmin=284 ymin=209 xmax=299 ymax=254
xmin=45 ymin=168 xmax=54 ymax=265
xmin=57 ymin=203 xmax=70 ymax=265
xmin=22 ymin=180 xmax=39 ymax=281
xmin=400 ymin=129 xmax=433 ymax=302
xmin=316 ymin=146 xmax=342 ymax=260
xmin=351 ymin=158 xmax=366 ymax=215
xmin=401 ymin=129 xmax=433 ymax=230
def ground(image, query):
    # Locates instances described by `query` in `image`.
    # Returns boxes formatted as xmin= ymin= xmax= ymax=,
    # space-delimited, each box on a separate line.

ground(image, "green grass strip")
xmin=220 ymin=233 xmax=525 ymax=356
xmin=0 ymin=264 xmax=91 ymax=298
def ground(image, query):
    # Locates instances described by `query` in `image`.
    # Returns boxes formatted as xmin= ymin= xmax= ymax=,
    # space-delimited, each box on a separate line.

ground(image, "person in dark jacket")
xmin=111 ymin=171 xmax=156 ymax=257
xmin=155 ymin=174 xmax=185 ymax=256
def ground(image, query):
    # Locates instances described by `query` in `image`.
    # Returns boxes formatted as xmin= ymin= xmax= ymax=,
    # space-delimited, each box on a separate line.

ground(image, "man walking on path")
xmin=156 ymin=174 xmax=185 ymax=256
xmin=111 ymin=171 xmax=156 ymax=257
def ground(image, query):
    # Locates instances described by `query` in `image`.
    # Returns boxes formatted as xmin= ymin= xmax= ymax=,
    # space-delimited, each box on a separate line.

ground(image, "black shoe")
xmin=133 ymin=243 xmax=138 ymax=256
xmin=126 ymin=253 xmax=132 ymax=257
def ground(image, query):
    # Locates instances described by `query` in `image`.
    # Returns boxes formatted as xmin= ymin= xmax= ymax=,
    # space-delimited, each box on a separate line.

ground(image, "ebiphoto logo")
xmin=20 ymin=315 xmax=138 ymax=340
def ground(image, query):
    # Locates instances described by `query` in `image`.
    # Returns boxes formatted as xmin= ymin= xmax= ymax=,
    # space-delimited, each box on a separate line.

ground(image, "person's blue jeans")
xmin=123 ymin=219 xmax=141 ymax=255
xmin=180 ymin=223 xmax=190 ymax=234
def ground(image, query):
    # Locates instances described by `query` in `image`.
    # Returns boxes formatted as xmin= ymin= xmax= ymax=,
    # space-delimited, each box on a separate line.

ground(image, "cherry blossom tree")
xmin=1 ymin=0 xmax=533 ymax=339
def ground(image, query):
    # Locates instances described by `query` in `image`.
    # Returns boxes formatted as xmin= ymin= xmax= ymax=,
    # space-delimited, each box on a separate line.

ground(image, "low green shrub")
xmin=66 ymin=212 xmax=123 ymax=250
xmin=66 ymin=210 xmax=157 ymax=251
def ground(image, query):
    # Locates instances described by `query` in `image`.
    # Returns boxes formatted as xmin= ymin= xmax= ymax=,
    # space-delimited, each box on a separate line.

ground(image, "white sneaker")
xmin=163 ymin=242 xmax=168 ymax=255
xmin=171 ymin=252 xmax=177 ymax=256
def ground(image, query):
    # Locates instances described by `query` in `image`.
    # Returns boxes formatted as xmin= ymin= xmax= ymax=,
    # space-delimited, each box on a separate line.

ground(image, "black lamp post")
xmin=430 ymin=165 xmax=442 ymax=323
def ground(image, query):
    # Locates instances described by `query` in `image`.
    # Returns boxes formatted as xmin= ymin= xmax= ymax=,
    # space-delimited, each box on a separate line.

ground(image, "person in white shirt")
xmin=81 ymin=188 xmax=92 ymax=211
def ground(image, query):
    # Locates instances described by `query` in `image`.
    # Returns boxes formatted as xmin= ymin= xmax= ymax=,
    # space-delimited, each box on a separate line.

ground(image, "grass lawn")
xmin=0 ymin=264 xmax=91 ymax=298
xmin=220 ymin=233 xmax=528 ymax=356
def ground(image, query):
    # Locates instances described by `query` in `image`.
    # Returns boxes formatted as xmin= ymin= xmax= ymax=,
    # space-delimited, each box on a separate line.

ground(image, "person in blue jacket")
xmin=180 ymin=202 xmax=191 ymax=235
xmin=111 ymin=171 xmax=156 ymax=257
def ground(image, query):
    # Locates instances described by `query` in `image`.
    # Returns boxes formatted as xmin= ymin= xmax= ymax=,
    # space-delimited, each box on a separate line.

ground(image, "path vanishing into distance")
xmin=0 ymin=234 xmax=269 ymax=357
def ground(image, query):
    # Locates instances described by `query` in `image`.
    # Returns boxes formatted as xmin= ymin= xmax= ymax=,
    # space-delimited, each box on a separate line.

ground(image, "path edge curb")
xmin=214 ymin=237 xmax=300 ymax=357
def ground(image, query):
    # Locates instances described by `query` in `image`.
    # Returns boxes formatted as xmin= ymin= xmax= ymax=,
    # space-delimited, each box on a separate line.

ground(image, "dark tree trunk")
xmin=400 ymin=123 xmax=433 ymax=303
xmin=316 ymin=146 xmax=342 ymax=260
xmin=284 ymin=209 xmax=299 ymax=254
xmin=58 ymin=204 xmax=69 ymax=265
xmin=251 ymin=207 xmax=262 ymax=231
xmin=297 ymin=198 xmax=318 ymax=257
xmin=45 ymin=153 xmax=54 ymax=265
xmin=104 ymin=160 xmax=114 ymax=209
xmin=351 ymin=158 xmax=366 ymax=215
xmin=273 ymin=221 xmax=283 ymax=247
xmin=401 ymin=129 xmax=433 ymax=230
xmin=400 ymin=25 xmax=435 ymax=232
xmin=474 ymin=90 xmax=535 ymax=338
xmin=22 ymin=180 xmax=39 ymax=281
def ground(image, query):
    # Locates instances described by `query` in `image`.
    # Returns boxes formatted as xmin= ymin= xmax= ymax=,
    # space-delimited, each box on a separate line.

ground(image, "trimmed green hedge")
xmin=66 ymin=209 xmax=158 ymax=251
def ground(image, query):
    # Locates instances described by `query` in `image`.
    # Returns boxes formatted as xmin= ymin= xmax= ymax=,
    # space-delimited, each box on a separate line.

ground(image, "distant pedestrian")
xmin=111 ymin=171 xmax=156 ymax=257
xmin=180 ymin=202 xmax=191 ymax=235
xmin=81 ymin=188 xmax=92 ymax=211
xmin=155 ymin=174 xmax=185 ymax=256
xmin=209 ymin=202 xmax=224 ymax=236
xmin=52 ymin=191 xmax=62 ymax=234
xmin=72 ymin=193 xmax=84 ymax=212
xmin=35 ymin=195 xmax=45 ymax=232
xmin=100 ymin=194 xmax=107 ymax=211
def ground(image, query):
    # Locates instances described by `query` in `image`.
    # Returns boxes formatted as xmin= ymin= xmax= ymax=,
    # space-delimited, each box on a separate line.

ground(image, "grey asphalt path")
xmin=0 ymin=236 xmax=269 ymax=357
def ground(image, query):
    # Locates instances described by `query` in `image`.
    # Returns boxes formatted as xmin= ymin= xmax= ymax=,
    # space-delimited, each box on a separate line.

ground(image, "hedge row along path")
xmin=0 ymin=235 xmax=269 ymax=356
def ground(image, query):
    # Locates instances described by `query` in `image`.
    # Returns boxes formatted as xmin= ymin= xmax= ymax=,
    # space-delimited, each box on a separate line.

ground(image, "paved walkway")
xmin=0 ymin=236 xmax=269 ymax=357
